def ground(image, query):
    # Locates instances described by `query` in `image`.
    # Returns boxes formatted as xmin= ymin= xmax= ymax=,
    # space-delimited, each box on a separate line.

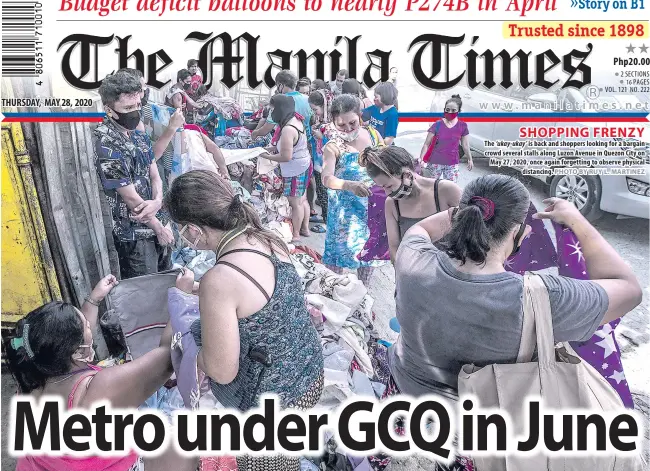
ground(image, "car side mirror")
xmin=528 ymin=92 xmax=557 ymax=104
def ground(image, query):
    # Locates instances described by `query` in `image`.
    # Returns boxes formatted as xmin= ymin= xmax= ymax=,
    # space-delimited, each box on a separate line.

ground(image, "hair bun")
xmin=452 ymin=94 xmax=460 ymax=98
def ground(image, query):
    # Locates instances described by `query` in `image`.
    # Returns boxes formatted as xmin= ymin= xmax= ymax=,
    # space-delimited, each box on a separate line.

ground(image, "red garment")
xmin=184 ymin=123 xmax=208 ymax=136
xmin=200 ymin=457 xmax=238 ymax=471
xmin=270 ymin=113 xmax=304 ymax=146
xmin=190 ymin=73 xmax=203 ymax=95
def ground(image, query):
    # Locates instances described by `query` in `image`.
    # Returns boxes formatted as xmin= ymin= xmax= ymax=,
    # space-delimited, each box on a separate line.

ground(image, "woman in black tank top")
xmin=359 ymin=146 xmax=462 ymax=263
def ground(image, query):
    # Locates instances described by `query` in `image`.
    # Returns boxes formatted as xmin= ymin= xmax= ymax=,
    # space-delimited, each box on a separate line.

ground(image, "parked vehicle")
xmin=429 ymin=86 xmax=650 ymax=221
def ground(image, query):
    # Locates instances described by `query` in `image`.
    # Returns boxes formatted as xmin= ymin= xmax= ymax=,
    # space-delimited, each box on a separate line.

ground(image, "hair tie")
xmin=469 ymin=196 xmax=495 ymax=221
xmin=11 ymin=324 xmax=34 ymax=359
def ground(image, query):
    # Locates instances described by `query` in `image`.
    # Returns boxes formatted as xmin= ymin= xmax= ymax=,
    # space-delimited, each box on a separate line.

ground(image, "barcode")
xmin=2 ymin=1 xmax=43 ymax=77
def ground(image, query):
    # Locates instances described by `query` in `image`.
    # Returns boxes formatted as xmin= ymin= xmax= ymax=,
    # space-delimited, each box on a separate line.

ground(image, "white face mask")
xmin=179 ymin=224 xmax=203 ymax=249
xmin=339 ymin=128 xmax=360 ymax=142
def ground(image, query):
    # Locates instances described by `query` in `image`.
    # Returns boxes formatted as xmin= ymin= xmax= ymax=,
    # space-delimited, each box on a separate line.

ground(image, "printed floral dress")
xmin=322 ymin=127 xmax=387 ymax=270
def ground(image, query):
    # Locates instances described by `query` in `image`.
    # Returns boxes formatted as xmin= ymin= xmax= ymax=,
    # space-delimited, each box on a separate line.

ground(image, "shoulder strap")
xmin=367 ymin=126 xmax=380 ymax=146
xmin=394 ymin=200 xmax=402 ymax=241
xmin=220 ymin=248 xmax=273 ymax=260
xmin=217 ymin=260 xmax=272 ymax=302
xmin=434 ymin=178 xmax=441 ymax=213
xmin=286 ymin=124 xmax=304 ymax=135
xmin=520 ymin=273 xmax=555 ymax=365
xmin=68 ymin=372 xmax=98 ymax=409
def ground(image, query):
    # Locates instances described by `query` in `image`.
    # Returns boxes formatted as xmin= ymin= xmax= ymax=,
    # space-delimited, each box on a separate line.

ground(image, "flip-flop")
xmin=309 ymin=215 xmax=324 ymax=223
xmin=389 ymin=317 xmax=401 ymax=333
xmin=310 ymin=224 xmax=326 ymax=234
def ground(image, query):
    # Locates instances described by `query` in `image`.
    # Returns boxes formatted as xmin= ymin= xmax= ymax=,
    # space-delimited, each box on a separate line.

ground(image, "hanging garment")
xmin=322 ymin=127 xmax=387 ymax=270
xmin=106 ymin=270 xmax=179 ymax=360
xmin=554 ymin=224 xmax=634 ymax=408
xmin=167 ymin=287 xmax=206 ymax=409
xmin=358 ymin=185 xmax=390 ymax=262
xmin=502 ymin=202 xmax=633 ymax=408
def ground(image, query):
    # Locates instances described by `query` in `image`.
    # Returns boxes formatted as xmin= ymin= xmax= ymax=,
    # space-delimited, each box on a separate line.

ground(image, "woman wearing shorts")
xmin=260 ymin=94 xmax=313 ymax=243
xmin=419 ymin=94 xmax=473 ymax=182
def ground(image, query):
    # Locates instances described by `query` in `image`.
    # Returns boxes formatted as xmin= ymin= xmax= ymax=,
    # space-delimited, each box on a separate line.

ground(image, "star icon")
xmin=626 ymin=44 xmax=636 ymax=53
xmin=608 ymin=370 xmax=626 ymax=385
xmin=640 ymin=44 xmax=648 ymax=53
xmin=595 ymin=323 xmax=613 ymax=338
xmin=601 ymin=362 xmax=608 ymax=370
xmin=595 ymin=335 xmax=617 ymax=358
xmin=567 ymin=241 xmax=584 ymax=263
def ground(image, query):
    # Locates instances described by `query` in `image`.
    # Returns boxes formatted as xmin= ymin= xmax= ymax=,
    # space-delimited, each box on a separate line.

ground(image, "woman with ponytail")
xmin=6 ymin=276 xmax=199 ymax=471
xmin=389 ymin=173 xmax=640 ymax=399
xmin=367 ymin=174 xmax=641 ymax=471
xmin=165 ymin=170 xmax=324 ymax=471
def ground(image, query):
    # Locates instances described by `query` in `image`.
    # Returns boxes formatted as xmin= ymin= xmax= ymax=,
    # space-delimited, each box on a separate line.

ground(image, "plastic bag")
xmin=186 ymin=251 xmax=217 ymax=280
xmin=99 ymin=309 xmax=128 ymax=358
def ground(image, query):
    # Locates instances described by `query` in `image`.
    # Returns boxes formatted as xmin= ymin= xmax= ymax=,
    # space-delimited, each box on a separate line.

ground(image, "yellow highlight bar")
xmin=503 ymin=21 xmax=649 ymax=39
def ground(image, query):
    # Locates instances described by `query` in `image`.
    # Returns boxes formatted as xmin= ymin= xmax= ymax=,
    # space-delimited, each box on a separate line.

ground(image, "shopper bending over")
xmin=166 ymin=170 xmax=324 ymax=471
xmin=361 ymin=145 xmax=461 ymax=262
xmin=6 ymin=276 xmax=199 ymax=471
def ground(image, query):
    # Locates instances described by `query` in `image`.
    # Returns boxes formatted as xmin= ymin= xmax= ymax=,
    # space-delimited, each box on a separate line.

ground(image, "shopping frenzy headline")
xmin=10 ymin=395 xmax=644 ymax=461
xmin=56 ymin=33 xmax=594 ymax=91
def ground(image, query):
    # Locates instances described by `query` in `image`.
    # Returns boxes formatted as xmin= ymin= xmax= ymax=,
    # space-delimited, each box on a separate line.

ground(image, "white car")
xmin=429 ymin=87 xmax=650 ymax=221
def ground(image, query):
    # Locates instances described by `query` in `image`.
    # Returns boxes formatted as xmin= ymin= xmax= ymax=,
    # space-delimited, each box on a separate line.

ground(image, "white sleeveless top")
xmin=277 ymin=123 xmax=311 ymax=178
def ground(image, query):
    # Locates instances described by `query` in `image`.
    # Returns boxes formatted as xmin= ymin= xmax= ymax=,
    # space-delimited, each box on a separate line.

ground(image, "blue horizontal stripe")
xmin=399 ymin=112 xmax=648 ymax=118
xmin=4 ymin=112 xmax=106 ymax=118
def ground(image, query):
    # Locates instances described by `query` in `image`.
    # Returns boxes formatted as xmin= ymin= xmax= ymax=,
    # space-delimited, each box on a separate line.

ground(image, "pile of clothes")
xmin=214 ymin=127 xmax=272 ymax=150
xmin=197 ymin=95 xmax=244 ymax=122
xmin=291 ymin=249 xmax=387 ymax=412
xmin=193 ymin=94 xmax=245 ymax=137
xmin=250 ymin=158 xmax=291 ymax=227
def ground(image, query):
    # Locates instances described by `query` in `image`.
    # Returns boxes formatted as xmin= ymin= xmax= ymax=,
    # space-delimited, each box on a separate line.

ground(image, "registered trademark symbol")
xmin=584 ymin=85 xmax=600 ymax=99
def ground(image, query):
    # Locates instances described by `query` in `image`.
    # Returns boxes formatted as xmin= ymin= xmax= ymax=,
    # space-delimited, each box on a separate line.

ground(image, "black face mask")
xmin=141 ymin=88 xmax=150 ymax=107
xmin=510 ymin=223 xmax=527 ymax=257
xmin=183 ymin=82 xmax=191 ymax=90
xmin=110 ymin=109 xmax=141 ymax=131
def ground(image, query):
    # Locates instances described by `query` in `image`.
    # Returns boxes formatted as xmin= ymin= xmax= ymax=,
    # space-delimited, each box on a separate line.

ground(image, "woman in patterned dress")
xmin=165 ymin=170 xmax=324 ymax=471
xmin=321 ymin=94 xmax=387 ymax=286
